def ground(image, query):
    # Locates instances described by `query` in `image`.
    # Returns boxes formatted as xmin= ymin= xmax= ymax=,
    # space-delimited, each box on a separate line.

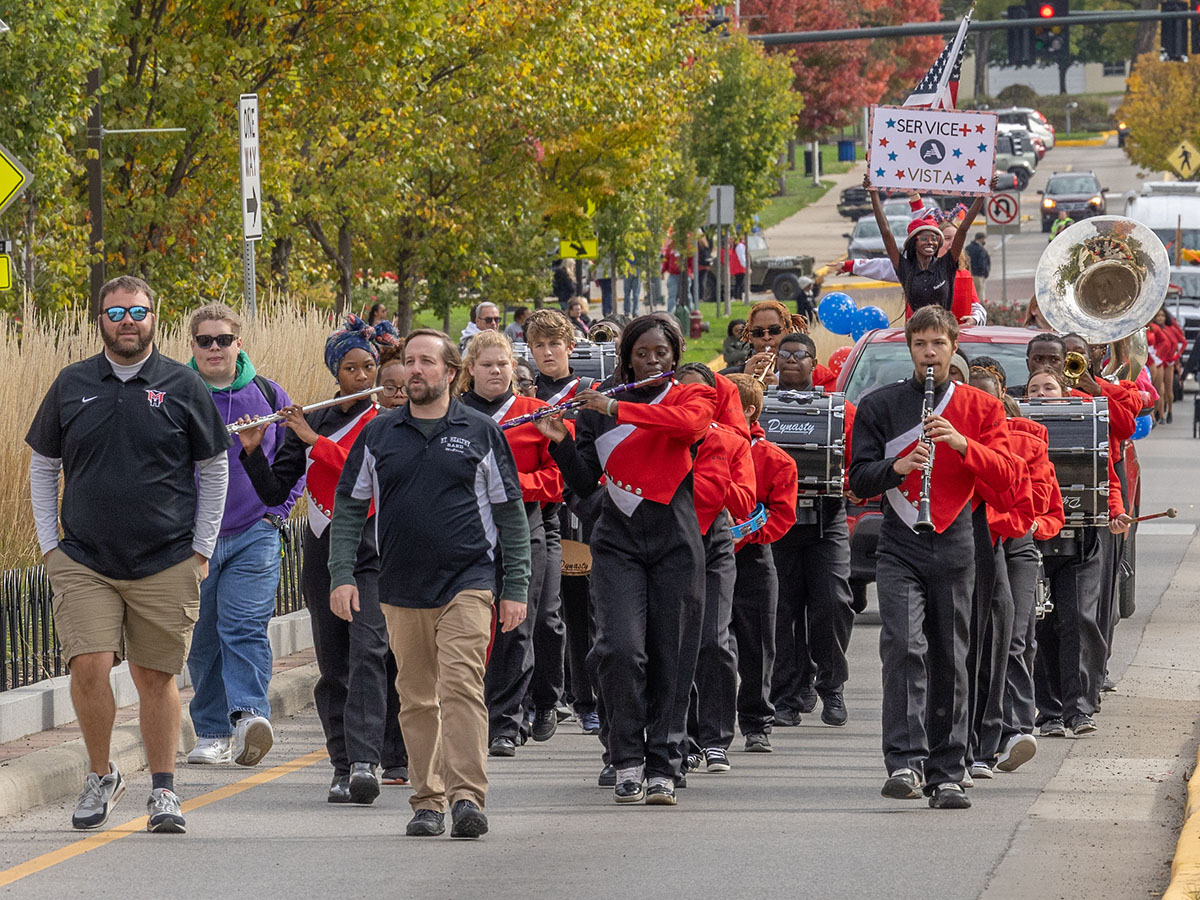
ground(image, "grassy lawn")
xmin=1059 ymin=130 xmax=1107 ymax=140
xmin=757 ymin=143 xmax=860 ymax=231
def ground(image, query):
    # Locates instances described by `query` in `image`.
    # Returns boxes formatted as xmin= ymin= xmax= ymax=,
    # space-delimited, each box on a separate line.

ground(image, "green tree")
xmin=1117 ymin=53 xmax=1200 ymax=173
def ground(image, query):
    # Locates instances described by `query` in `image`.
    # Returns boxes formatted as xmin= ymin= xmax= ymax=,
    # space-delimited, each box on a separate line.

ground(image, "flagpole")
xmin=935 ymin=4 xmax=975 ymax=110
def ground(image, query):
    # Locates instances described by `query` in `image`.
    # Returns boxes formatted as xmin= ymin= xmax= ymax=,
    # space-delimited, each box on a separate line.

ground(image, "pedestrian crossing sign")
xmin=1167 ymin=140 xmax=1200 ymax=180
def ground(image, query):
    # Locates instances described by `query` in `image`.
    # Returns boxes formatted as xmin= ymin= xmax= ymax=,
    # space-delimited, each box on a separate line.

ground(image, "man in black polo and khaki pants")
xmin=26 ymin=275 xmax=231 ymax=834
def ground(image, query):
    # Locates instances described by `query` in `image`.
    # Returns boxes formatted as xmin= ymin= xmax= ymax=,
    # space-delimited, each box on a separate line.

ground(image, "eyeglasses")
xmin=194 ymin=333 xmax=237 ymax=349
xmin=777 ymin=349 xmax=811 ymax=362
xmin=515 ymin=378 xmax=536 ymax=391
xmin=748 ymin=325 xmax=784 ymax=339
xmin=103 ymin=305 xmax=151 ymax=323
xmin=481 ymin=316 xmax=501 ymax=324
xmin=380 ymin=384 xmax=403 ymax=396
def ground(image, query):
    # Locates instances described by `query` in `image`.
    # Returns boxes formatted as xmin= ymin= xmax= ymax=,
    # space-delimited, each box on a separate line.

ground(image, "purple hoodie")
xmin=208 ymin=376 xmax=303 ymax=537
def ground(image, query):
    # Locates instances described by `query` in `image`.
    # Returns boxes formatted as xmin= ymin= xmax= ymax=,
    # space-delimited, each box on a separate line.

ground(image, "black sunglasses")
xmin=481 ymin=316 xmax=501 ymax=324
xmin=748 ymin=324 xmax=784 ymax=339
xmin=194 ymin=333 xmax=237 ymax=349
xmin=777 ymin=348 xmax=811 ymax=362
xmin=103 ymin=305 xmax=151 ymax=323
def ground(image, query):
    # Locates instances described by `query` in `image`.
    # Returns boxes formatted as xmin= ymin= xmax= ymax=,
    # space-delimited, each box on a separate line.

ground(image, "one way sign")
xmin=238 ymin=94 xmax=262 ymax=241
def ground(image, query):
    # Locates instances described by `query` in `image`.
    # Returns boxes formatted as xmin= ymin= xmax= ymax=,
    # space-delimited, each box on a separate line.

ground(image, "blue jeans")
xmin=623 ymin=276 xmax=641 ymax=317
xmin=666 ymin=274 xmax=680 ymax=314
xmin=187 ymin=519 xmax=281 ymax=738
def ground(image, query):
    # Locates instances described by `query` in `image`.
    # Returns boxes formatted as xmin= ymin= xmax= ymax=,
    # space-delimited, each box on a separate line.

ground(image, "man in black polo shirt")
xmin=328 ymin=328 xmax=530 ymax=840
xmin=26 ymin=275 xmax=230 ymax=834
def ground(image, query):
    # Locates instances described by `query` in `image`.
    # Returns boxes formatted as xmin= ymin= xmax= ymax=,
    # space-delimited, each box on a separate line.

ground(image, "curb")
xmin=0 ymin=660 xmax=320 ymax=821
xmin=1056 ymin=130 xmax=1116 ymax=147
xmin=1163 ymin=743 xmax=1200 ymax=900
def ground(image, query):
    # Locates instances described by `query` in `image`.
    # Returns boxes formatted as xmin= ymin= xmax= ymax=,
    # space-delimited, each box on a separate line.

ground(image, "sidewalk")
xmin=763 ymin=162 xmax=866 ymax=267
xmin=0 ymin=622 xmax=320 ymax=821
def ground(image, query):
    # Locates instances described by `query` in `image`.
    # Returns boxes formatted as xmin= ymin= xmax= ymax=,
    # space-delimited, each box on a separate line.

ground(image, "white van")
xmin=995 ymin=107 xmax=1056 ymax=150
xmin=1124 ymin=181 xmax=1200 ymax=348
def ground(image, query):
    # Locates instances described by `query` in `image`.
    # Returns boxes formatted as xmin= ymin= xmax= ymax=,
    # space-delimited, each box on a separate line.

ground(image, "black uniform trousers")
xmin=877 ymin=504 xmax=974 ymax=790
xmin=485 ymin=501 xmax=547 ymax=741
xmin=967 ymin=520 xmax=1014 ymax=766
xmin=1096 ymin=458 xmax=1128 ymax=684
xmin=588 ymin=479 xmax=704 ymax=779
xmin=1000 ymin=533 xmax=1039 ymax=744
xmin=687 ymin=517 xmax=738 ymax=752
xmin=529 ymin=503 xmax=566 ymax=712
xmin=1033 ymin=528 xmax=1103 ymax=725
xmin=731 ymin=542 xmax=778 ymax=735
xmin=771 ymin=507 xmax=855 ymax=711
xmin=302 ymin=525 xmax=405 ymax=775
xmin=562 ymin=573 xmax=596 ymax=715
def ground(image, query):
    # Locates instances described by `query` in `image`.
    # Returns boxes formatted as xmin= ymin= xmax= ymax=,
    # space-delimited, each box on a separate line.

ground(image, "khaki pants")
xmin=972 ymin=275 xmax=987 ymax=303
xmin=382 ymin=589 xmax=493 ymax=812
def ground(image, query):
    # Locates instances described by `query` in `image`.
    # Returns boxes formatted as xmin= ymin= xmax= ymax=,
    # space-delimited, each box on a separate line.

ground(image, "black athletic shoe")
xmin=450 ymin=800 xmax=489 ymax=838
xmin=614 ymin=780 xmax=645 ymax=803
xmin=881 ymin=768 xmax=923 ymax=800
xmin=532 ymin=708 xmax=558 ymax=742
xmin=488 ymin=736 xmax=516 ymax=757
xmin=1068 ymin=715 xmax=1097 ymax=736
xmin=928 ymin=783 xmax=972 ymax=809
xmin=349 ymin=762 xmax=381 ymax=805
xmin=797 ymin=683 xmax=819 ymax=714
xmin=773 ymin=707 xmax=802 ymax=727
xmin=820 ymin=692 xmax=848 ymax=726
xmin=406 ymin=809 xmax=446 ymax=837
xmin=645 ymin=781 xmax=677 ymax=805
xmin=1039 ymin=718 xmax=1067 ymax=738
xmin=744 ymin=733 xmax=772 ymax=753
xmin=597 ymin=765 xmax=617 ymax=787
xmin=327 ymin=775 xmax=352 ymax=803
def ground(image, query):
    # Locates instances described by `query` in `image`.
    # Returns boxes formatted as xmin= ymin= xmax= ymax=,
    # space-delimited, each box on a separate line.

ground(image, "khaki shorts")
xmin=45 ymin=549 xmax=203 ymax=675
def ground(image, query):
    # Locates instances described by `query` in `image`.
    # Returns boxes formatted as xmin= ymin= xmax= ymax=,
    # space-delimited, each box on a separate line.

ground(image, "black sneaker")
xmin=488 ymin=736 xmax=516 ymax=757
xmin=744 ymin=732 xmax=772 ymax=753
xmin=327 ymin=774 xmax=352 ymax=803
xmin=1039 ymin=718 xmax=1067 ymax=738
xmin=684 ymin=752 xmax=703 ymax=773
xmin=614 ymin=780 xmax=645 ymax=803
xmin=450 ymin=800 xmax=489 ymax=838
xmin=597 ymin=764 xmax=616 ymax=788
xmin=532 ymin=708 xmax=558 ymax=742
xmin=797 ymin=683 xmax=819 ymax=714
xmin=773 ymin=707 xmax=802 ymax=727
xmin=645 ymin=779 xmax=677 ymax=805
xmin=704 ymin=747 xmax=731 ymax=773
xmin=1068 ymin=715 xmax=1097 ymax=736
xmin=820 ymin=692 xmax=848 ymax=726
xmin=349 ymin=762 xmax=381 ymax=805
xmin=928 ymin=783 xmax=972 ymax=809
xmin=881 ymin=768 xmax=923 ymax=800
xmin=406 ymin=809 xmax=446 ymax=836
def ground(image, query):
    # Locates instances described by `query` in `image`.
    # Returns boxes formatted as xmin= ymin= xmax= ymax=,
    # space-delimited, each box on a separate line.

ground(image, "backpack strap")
xmin=252 ymin=374 xmax=279 ymax=410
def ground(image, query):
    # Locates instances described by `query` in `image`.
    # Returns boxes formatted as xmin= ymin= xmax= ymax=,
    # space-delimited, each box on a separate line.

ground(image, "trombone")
xmin=227 ymin=386 xmax=379 ymax=433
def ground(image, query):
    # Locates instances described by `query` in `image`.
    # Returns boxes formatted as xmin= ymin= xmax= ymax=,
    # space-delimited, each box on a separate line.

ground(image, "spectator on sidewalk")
xmin=965 ymin=234 xmax=990 ymax=303
xmin=505 ymin=306 xmax=529 ymax=344
xmin=27 ymin=274 xmax=231 ymax=834
xmin=568 ymin=298 xmax=592 ymax=339
xmin=459 ymin=302 xmax=501 ymax=352
xmin=184 ymin=302 xmax=300 ymax=770
xmin=552 ymin=260 xmax=576 ymax=310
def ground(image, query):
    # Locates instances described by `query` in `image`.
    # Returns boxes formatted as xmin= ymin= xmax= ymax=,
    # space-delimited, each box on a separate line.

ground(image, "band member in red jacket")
xmin=849 ymin=307 xmax=1017 ymax=810
xmin=677 ymin=364 xmax=757 ymax=776
xmin=538 ymin=316 xmax=716 ymax=806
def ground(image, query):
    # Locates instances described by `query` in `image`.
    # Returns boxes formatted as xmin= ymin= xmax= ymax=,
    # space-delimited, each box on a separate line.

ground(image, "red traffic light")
xmin=1038 ymin=3 xmax=1055 ymax=15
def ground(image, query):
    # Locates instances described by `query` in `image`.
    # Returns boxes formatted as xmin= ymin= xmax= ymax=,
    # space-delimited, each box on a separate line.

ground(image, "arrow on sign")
xmin=246 ymin=186 xmax=259 ymax=227
xmin=570 ymin=241 xmax=586 ymax=256
xmin=0 ymin=144 xmax=32 ymax=218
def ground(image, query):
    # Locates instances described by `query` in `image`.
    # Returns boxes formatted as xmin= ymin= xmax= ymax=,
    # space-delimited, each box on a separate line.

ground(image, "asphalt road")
xmin=1 ymin=139 xmax=1196 ymax=900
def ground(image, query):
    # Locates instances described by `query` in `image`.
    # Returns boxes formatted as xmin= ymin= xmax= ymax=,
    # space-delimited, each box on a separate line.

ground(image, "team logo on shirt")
xmin=440 ymin=435 xmax=472 ymax=454
xmin=146 ymin=389 xmax=166 ymax=408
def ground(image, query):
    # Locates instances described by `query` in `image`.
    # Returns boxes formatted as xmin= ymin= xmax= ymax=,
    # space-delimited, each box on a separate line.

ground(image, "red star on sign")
xmin=977 ymin=176 xmax=987 ymax=186
xmin=895 ymin=169 xmax=906 ymax=179
xmin=976 ymin=123 xmax=986 ymax=133
xmin=966 ymin=159 xmax=976 ymax=169
xmin=906 ymin=140 xmax=916 ymax=149
xmin=879 ymin=137 xmax=889 ymax=147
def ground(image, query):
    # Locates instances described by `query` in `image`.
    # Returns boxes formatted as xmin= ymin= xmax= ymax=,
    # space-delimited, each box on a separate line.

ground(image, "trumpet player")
xmin=720 ymin=300 xmax=808 ymax=387
xmin=848 ymin=307 xmax=1018 ymax=810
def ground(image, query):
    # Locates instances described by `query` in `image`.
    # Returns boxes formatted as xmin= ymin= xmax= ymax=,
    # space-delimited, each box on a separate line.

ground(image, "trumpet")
xmin=913 ymin=365 xmax=936 ymax=534
xmin=227 ymin=386 xmax=379 ymax=433
xmin=754 ymin=349 xmax=777 ymax=385
xmin=1063 ymin=351 xmax=1090 ymax=386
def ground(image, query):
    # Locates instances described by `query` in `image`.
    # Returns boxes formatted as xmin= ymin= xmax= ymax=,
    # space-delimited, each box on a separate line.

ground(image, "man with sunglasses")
xmin=459 ymin=301 xmax=502 ymax=352
xmin=27 ymin=275 xmax=231 ymax=834
xmin=183 ymin=303 xmax=300 ymax=771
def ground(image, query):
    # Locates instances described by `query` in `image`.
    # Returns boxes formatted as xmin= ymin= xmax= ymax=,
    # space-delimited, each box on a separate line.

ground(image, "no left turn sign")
xmin=986 ymin=192 xmax=1020 ymax=227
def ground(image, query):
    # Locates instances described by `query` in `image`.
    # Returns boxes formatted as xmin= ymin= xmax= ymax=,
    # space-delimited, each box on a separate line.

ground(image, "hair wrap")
xmin=324 ymin=314 xmax=401 ymax=377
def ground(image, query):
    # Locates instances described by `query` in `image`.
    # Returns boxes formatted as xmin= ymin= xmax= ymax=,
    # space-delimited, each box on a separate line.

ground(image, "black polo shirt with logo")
xmin=338 ymin=398 xmax=522 ymax=609
xmin=26 ymin=348 xmax=231 ymax=580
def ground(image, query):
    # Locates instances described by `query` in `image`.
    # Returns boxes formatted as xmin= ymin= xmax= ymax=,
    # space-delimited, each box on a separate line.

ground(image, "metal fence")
xmin=0 ymin=518 xmax=309 ymax=693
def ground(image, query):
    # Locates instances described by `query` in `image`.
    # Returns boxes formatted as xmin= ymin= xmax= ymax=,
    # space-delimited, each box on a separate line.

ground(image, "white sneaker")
xmin=970 ymin=762 xmax=994 ymax=780
xmin=187 ymin=737 xmax=232 ymax=765
xmin=996 ymin=733 xmax=1038 ymax=772
xmin=232 ymin=715 xmax=274 ymax=767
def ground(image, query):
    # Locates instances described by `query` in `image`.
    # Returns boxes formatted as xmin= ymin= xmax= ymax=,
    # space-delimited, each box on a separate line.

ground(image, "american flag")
xmin=903 ymin=5 xmax=974 ymax=111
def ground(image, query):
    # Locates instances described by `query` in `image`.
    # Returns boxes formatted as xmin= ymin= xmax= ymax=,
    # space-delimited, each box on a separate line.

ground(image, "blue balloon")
xmin=851 ymin=323 xmax=869 ymax=341
xmin=819 ymin=292 xmax=857 ymax=336
xmin=858 ymin=305 xmax=891 ymax=331
xmin=1132 ymin=414 xmax=1152 ymax=440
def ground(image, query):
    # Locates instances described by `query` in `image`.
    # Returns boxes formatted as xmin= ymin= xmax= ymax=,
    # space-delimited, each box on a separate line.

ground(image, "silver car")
xmin=845 ymin=216 xmax=910 ymax=259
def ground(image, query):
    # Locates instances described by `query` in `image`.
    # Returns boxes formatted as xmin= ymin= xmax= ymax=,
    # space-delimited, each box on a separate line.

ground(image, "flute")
xmin=227 ymin=386 xmax=379 ymax=433
xmin=500 ymin=372 xmax=675 ymax=430
xmin=912 ymin=365 xmax=936 ymax=534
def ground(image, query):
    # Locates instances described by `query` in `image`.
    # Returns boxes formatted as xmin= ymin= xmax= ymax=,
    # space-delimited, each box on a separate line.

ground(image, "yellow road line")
xmin=0 ymin=748 xmax=328 ymax=889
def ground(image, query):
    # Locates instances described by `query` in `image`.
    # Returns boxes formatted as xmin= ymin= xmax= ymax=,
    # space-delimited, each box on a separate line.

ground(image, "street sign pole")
xmin=985 ymin=191 xmax=1020 ymax=305
xmin=238 ymin=94 xmax=263 ymax=319
xmin=1000 ymin=223 xmax=1008 ymax=304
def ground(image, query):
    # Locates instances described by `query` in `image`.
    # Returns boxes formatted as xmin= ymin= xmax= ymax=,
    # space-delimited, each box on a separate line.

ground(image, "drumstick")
xmin=1132 ymin=508 xmax=1177 ymax=523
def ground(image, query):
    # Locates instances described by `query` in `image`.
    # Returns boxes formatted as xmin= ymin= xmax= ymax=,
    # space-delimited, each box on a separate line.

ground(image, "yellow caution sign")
xmin=0 ymin=144 xmax=31 ymax=216
xmin=0 ymin=255 xmax=12 ymax=291
xmin=1167 ymin=140 xmax=1200 ymax=179
xmin=559 ymin=238 xmax=598 ymax=259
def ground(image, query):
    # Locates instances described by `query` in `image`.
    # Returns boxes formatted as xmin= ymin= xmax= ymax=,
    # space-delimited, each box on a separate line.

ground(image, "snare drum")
xmin=1018 ymin=396 xmax=1109 ymax=527
xmin=760 ymin=390 xmax=846 ymax=498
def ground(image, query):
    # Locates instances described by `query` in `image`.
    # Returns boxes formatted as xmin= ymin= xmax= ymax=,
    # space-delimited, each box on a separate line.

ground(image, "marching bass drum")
xmin=1018 ymin=396 xmax=1110 ymax=528
xmin=759 ymin=389 xmax=845 ymax=498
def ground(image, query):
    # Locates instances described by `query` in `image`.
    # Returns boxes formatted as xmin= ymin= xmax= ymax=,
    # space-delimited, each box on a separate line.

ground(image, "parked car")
xmin=837 ymin=185 xmax=904 ymax=219
xmin=998 ymin=123 xmax=1045 ymax=161
xmin=880 ymin=197 xmax=913 ymax=218
xmin=995 ymin=132 xmax=1037 ymax=191
xmin=1040 ymin=171 xmax=1108 ymax=232
xmin=996 ymin=106 xmax=1056 ymax=150
xmin=745 ymin=232 xmax=818 ymax=310
xmin=844 ymin=216 xmax=909 ymax=259
xmin=834 ymin=325 xmax=1141 ymax=613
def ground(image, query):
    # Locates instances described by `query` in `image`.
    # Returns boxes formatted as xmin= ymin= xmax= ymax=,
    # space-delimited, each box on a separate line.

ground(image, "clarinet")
xmin=913 ymin=365 xmax=936 ymax=534
xmin=500 ymin=371 xmax=675 ymax=430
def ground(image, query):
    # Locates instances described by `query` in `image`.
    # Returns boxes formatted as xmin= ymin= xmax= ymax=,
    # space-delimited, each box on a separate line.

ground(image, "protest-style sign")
xmin=866 ymin=105 xmax=998 ymax=197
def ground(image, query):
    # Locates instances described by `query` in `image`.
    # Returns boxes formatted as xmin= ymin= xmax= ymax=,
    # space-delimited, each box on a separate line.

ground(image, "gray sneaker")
xmin=232 ymin=715 xmax=274 ymax=767
xmin=72 ymin=765 xmax=125 ymax=829
xmin=146 ymin=788 xmax=186 ymax=833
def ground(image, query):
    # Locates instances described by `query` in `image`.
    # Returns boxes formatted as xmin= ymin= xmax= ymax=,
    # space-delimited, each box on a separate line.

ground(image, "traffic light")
xmin=1162 ymin=0 xmax=1188 ymax=61
xmin=1029 ymin=0 xmax=1069 ymax=63
xmin=1192 ymin=1 xmax=1200 ymax=58
xmin=1007 ymin=4 xmax=1034 ymax=66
